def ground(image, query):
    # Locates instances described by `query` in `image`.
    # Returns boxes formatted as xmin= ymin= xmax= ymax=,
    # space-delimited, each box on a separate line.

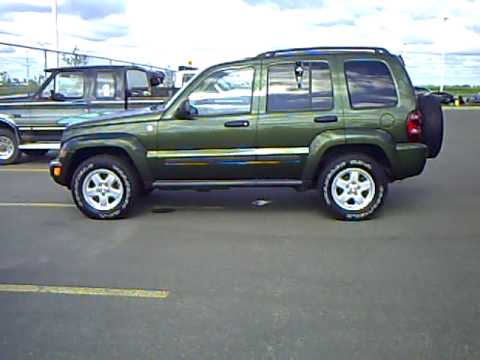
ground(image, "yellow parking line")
xmin=0 ymin=284 xmax=169 ymax=299
xmin=0 ymin=202 xmax=74 ymax=208
xmin=0 ymin=168 xmax=48 ymax=173
xmin=443 ymin=107 xmax=480 ymax=110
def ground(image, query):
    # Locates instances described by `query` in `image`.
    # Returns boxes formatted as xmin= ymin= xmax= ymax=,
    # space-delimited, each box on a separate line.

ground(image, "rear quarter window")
xmin=345 ymin=60 xmax=398 ymax=109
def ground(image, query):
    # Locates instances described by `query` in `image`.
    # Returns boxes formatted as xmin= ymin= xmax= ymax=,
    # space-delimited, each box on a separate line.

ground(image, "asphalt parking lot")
xmin=0 ymin=109 xmax=479 ymax=359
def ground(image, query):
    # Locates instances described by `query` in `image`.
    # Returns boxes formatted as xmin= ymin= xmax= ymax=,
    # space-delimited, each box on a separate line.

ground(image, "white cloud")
xmin=0 ymin=0 xmax=480 ymax=84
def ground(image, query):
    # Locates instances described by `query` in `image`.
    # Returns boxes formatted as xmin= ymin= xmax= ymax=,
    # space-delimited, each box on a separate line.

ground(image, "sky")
xmin=0 ymin=0 xmax=480 ymax=85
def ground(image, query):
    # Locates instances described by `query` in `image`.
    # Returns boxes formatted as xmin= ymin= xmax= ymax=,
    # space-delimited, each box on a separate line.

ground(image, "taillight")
xmin=407 ymin=110 xmax=423 ymax=142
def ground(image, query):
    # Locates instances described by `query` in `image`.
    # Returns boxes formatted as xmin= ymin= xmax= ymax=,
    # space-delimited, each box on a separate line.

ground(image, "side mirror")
xmin=175 ymin=99 xmax=197 ymax=120
xmin=150 ymin=74 xmax=163 ymax=87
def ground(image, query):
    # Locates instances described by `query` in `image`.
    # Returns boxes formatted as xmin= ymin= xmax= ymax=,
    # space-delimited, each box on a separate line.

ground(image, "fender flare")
xmin=301 ymin=129 xmax=346 ymax=185
xmin=301 ymin=129 xmax=398 ymax=186
xmin=61 ymin=132 xmax=154 ymax=187
xmin=0 ymin=114 xmax=19 ymax=142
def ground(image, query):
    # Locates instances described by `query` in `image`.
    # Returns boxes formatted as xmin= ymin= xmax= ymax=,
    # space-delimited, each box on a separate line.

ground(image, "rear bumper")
xmin=392 ymin=143 xmax=428 ymax=180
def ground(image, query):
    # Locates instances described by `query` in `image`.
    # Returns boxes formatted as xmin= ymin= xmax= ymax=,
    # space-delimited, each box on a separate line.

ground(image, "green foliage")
xmin=420 ymin=85 xmax=480 ymax=97
xmin=0 ymin=84 xmax=40 ymax=96
xmin=62 ymin=46 xmax=88 ymax=67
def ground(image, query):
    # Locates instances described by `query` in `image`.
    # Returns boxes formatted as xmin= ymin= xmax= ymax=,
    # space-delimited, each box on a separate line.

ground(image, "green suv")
xmin=49 ymin=47 xmax=443 ymax=220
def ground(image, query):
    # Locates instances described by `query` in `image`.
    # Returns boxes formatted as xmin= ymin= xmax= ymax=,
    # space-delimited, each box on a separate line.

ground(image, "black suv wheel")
xmin=0 ymin=128 xmax=20 ymax=165
xmin=318 ymin=154 xmax=388 ymax=221
xmin=71 ymin=155 xmax=140 ymax=219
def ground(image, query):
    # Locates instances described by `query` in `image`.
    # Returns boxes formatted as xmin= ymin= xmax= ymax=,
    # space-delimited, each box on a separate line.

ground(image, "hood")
xmin=58 ymin=106 xmax=164 ymax=128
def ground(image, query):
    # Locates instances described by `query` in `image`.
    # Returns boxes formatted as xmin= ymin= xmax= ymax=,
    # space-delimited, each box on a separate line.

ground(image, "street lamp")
xmin=51 ymin=0 xmax=59 ymax=67
xmin=440 ymin=17 xmax=448 ymax=92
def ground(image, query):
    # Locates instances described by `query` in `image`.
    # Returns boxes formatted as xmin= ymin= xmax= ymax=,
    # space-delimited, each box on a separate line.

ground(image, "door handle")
xmin=224 ymin=120 xmax=250 ymax=128
xmin=314 ymin=115 xmax=338 ymax=123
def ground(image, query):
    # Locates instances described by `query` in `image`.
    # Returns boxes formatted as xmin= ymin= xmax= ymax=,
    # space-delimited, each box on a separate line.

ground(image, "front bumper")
xmin=392 ymin=143 xmax=428 ymax=180
xmin=49 ymin=159 xmax=69 ymax=187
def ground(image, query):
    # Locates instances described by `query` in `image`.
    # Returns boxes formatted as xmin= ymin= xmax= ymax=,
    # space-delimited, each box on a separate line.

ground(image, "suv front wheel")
xmin=318 ymin=154 xmax=388 ymax=221
xmin=71 ymin=155 xmax=139 ymax=219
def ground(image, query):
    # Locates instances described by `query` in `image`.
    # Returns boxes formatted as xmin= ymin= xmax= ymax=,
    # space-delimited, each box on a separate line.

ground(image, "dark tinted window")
xmin=267 ymin=62 xmax=333 ymax=112
xmin=311 ymin=63 xmax=334 ymax=110
xmin=345 ymin=61 xmax=397 ymax=109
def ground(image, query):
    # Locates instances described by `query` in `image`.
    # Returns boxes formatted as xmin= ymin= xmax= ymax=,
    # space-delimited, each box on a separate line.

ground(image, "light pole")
xmin=440 ymin=17 xmax=448 ymax=92
xmin=52 ymin=0 xmax=59 ymax=67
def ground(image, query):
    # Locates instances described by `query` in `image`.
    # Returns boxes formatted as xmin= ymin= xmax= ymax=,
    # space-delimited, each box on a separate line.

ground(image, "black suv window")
xmin=345 ymin=60 xmax=397 ymax=109
xmin=267 ymin=62 xmax=333 ymax=112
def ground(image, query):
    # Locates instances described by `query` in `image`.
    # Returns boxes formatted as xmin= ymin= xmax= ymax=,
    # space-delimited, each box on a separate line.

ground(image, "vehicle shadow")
xmin=132 ymin=183 xmax=428 ymax=220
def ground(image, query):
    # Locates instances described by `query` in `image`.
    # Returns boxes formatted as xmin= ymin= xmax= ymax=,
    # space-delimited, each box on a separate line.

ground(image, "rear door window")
xmin=345 ymin=60 xmax=398 ymax=109
xmin=95 ymin=72 xmax=116 ymax=99
xmin=267 ymin=62 xmax=333 ymax=112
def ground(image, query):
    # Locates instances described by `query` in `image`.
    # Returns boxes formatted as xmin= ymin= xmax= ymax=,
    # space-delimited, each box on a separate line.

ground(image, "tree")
xmin=62 ymin=46 xmax=88 ymax=66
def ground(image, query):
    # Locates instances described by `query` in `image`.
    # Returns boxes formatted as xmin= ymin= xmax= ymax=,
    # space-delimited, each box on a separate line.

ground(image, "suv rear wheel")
xmin=71 ymin=155 xmax=140 ymax=219
xmin=0 ymin=128 xmax=20 ymax=165
xmin=318 ymin=154 xmax=388 ymax=221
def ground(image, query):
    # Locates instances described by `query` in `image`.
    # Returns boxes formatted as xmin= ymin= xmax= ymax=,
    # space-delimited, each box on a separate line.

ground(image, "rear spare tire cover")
xmin=418 ymin=95 xmax=443 ymax=158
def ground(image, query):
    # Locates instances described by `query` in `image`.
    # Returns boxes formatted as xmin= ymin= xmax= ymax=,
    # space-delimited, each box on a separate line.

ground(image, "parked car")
xmin=430 ymin=91 xmax=455 ymax=105
xmin=0 ymin=65 xmax=168 ymax=164
xmin=466 ymin=93 xmax=480 ymax=104
xmin=414 ymin=86 xmax=431 ymax=96
xmin=49 ymin=46 xmax=443 ymax=221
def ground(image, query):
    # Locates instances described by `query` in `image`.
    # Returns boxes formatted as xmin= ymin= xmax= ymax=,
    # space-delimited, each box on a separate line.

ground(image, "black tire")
xmin=23 ymin=149 xmax=49 ymax=157
xmin=0 ymin=128 xmax=20 ymax=165
xmin=71 ymin=155 xmax=140 ymax=219
xmin=418 ymin=95 xmax=443 ymax=158
xmin=318 ymin=154 xmax=388 ymax=221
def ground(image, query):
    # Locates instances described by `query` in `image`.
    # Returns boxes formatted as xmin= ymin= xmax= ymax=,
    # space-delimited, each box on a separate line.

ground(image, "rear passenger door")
xmin=340 ymin=57 xmax=399 ymax=130
xmin=255 ymin=58 xmax=341 ymax=179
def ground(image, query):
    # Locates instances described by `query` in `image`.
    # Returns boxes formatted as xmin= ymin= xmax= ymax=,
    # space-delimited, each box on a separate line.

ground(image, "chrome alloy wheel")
xmin=82 ymin=169 xmax=124 ymax=211
xmin=0 ymin=136 xmax=15 ymax=160
xmin=331 ymin=167 xmax=375 ymax=211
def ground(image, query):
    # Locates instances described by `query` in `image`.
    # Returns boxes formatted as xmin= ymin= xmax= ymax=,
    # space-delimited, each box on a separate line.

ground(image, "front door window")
xmin=188 ymin=67 xmax=254 ymax=116
xmin=41 ymin=72 xmax=85 ymax=99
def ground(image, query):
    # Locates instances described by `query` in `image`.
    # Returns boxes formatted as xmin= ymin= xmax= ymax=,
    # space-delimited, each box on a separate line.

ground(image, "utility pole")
xmin=52 ymin=0 xmax=59 ymax=67
xmin=26 ymin=54 xmax=30 ymax=82
xmin=440 ymin=17 xmax=448 ymax=92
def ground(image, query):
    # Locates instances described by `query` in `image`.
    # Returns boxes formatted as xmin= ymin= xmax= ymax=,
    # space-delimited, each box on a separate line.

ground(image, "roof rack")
xmin=257 ymin=47 xmax=391 ymax=58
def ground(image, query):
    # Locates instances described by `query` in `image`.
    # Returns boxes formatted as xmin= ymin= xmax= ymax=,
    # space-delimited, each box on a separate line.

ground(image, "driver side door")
xmin=151 ymin=65 xmax=258 ymax=180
